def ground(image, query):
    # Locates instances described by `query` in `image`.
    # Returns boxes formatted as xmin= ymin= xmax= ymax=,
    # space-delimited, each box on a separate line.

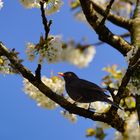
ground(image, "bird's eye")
xmin=68 ymin=73 xmax=72 ymax=77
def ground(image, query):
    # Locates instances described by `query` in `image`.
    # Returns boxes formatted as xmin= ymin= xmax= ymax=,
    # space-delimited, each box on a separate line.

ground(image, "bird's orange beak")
xmin=58 ymin=72 xmax=64 ymax=77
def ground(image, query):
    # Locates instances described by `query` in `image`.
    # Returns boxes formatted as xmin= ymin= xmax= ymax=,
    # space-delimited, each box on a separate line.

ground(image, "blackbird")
xmin=58 ymin=71 xmax=121 ymax=110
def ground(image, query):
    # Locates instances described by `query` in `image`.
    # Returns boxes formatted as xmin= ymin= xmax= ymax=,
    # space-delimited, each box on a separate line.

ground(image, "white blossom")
xmin=45 ymin=0 xmax=63 ymax=15
xmin=61 ymin=45 xmax=96 ymax=68
xmin=26 ymin=43 xmax=36 ymax=61
xmin=115 ymin=131 xmax=124 ymax=140
xmin=26 ymin=35 xmax=63 ymax=64
xmin=117 ymin=108 xmax=128 ymax=120
xmin=26 ymin=36 xmax=96 ymax=67
xmin=60 ymin=110 xmax=77 ymax=123
xmin=90 ymin=101 xmax=110 ymax=113
xmin=42 ymin=75 xmax=65 ymax=94
xmin=128 ymin=82 xmax=140 ymax=95
xmin=115 ymin=112 xmax=140 ymax=140
xmin=96 ymin=121 xmax=110 ymax=129
xmin=0 ymin=56 xmax=14 ymax=74
xmin=0 ymin=0 xmax=3 ymax=9
xmin=20 ymin=0 xmax=63 ymax=15
xmin=23 ymin=75 xmax=65 ymax=109
xmin=45 ymin=35 xmax=62 ymax=63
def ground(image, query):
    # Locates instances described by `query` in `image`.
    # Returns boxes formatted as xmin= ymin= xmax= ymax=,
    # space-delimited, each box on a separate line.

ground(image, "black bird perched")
xmin=58 ymin=71 xmax=122 ymax=110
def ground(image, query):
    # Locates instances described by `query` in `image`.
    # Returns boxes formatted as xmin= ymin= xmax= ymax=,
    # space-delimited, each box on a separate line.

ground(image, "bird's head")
xmin=58 ymin=72 xmax=78 ymax=83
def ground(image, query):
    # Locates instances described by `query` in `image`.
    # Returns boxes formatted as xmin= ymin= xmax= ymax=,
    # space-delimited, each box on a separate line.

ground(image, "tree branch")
xmin=79 ymin=0 xmax=132 ymax=56
xmin=34 ymin=2 xmax=52 ymax=82
xmin=115 ymin=48 xmax=140 ymax=104
xmin=40 ymin=1 xmax=52 ymax=40
xmin=131 ymin=0 xmax=140 ymax=47
xmin=35 ymin=64 xmax=41 ymax=81
xmin=91 ymin=0 xmax=132 ymax=30
xmin=93 ymin=32 xmax=130 ymax=46
xmin=0 ymin=42 xmax=124 ymax=132
xmin=131 ymin=0 xmax=140 ymax=127
xmin=76 ymin=0 xmax=132 ymax=30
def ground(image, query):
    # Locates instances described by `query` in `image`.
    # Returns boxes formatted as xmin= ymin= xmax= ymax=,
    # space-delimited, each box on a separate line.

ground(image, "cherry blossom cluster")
xmin=60 ymin=110 xmax=77 ymax=123
xmin=20 ymin=0 xmax=63 ymax=15
xmin=26 ymin=35 xmax=63 ymax=64
xmin=128 ymin=83 xmax=140 ymax=95
xmin=115 ymin=112 xmax=140 ymax=140
xmin=26 ymin=36 xmax=96 ymax=68
xmin=23 ymin=75 xmax=65 ymax=109
xmin=61 ymin=44 xmax=96 ymax=68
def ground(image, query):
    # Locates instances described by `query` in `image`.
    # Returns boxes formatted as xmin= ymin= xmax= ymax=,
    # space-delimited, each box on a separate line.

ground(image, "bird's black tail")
xmin=105 ymin=98 xmax=123 ymax=110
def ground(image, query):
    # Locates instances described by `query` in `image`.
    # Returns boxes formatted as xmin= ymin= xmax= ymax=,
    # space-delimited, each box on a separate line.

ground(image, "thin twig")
xmin=40 ymin=1 xmax=52 ymax=40
xmin=36 ymin=2 xmax=52 ymax=80
xmin=100 ymin=0 xmax=115 ymax=25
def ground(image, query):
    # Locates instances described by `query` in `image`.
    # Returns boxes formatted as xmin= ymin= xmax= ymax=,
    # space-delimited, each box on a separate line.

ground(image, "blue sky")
xmin=0 ymin=1 xmax=127 ymax=140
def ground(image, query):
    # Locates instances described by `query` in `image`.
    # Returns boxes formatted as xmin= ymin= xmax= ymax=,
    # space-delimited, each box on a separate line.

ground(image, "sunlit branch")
xmin=93 ymin=32 xmax=130 ymax=46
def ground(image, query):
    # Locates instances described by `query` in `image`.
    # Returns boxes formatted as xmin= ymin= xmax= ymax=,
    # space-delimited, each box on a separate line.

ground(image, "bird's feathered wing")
xmin=69 ymin=79 xmax=122 ymax=109
xmin=78 ymin=79 xmax=110 ymax=98
xmin=65 ymin=75 xmax=122 ymax=109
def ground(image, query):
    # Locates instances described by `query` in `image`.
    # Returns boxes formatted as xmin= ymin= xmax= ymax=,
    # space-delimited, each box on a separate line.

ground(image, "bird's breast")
xmin=65 ymin=84 xmax=83 ymax=101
